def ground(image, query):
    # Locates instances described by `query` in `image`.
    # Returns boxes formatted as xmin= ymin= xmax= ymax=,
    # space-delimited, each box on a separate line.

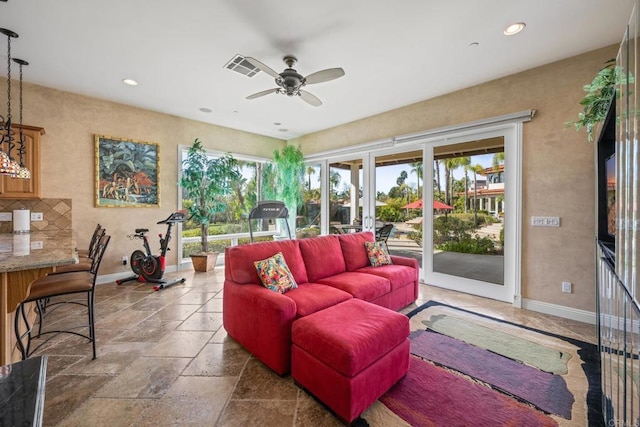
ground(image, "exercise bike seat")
xmin=135 ymin=228 xmax=149 ymax=234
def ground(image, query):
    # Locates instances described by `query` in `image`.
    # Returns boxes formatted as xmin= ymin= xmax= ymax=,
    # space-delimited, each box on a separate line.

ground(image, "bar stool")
xmin=14 ymin=234 xmax=111 ymax=360
xmin=77 ymin=224 xmax=103 ymax=258
xmin=52 ymin=226 xmax=105 ymax=274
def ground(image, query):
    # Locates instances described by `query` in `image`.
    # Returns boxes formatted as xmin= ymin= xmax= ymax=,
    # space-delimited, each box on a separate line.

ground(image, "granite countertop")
xmin=0 ymin=356 xmax=47 ymax=426
xmin=0 ymin=231 xmax=77 ymax=273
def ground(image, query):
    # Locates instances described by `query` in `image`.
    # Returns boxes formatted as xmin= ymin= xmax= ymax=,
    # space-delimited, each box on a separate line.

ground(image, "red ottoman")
xmin=291 ymin=299 xmax=409 ymax=423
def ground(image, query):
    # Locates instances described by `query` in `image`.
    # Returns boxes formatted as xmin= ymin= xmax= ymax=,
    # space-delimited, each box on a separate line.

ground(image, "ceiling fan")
xmin=244 ymin=55 xmax=345 ymax=107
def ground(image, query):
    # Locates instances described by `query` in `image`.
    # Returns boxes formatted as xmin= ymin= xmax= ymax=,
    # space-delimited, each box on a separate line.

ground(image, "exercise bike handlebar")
xmin=157 ymin=210 xmax=188 ymax=225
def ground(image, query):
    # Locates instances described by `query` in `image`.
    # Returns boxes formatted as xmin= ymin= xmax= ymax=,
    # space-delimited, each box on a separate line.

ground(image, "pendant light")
xmin=0 ymin=28 xmax=18 ymax=176
xmin=14 ymin=58 xmax=30 ymax=179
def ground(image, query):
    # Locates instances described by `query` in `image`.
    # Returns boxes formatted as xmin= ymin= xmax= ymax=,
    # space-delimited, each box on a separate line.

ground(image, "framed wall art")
xmin=95 ymin=135 xmax=160 ymax=207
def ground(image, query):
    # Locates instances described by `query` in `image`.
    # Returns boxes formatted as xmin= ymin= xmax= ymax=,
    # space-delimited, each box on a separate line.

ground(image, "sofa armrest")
xmin=223 ymin=280 xmax=297 ymax=375
xmin=390 ymin=255 xmax=419 ymax=270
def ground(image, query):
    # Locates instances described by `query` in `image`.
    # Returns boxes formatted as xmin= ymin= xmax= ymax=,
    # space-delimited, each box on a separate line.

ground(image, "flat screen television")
xmin=605 ymin=153 xmax=616 ymax=237
xmin=597 ymin=96 xmax=616 ymax=251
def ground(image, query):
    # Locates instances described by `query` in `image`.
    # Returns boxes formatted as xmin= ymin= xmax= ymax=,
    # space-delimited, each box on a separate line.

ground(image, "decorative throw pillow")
xmin=364 ymin=241 xmax=393 ymax=267
xmin=254 ymin=252 xmax=298 ymax=293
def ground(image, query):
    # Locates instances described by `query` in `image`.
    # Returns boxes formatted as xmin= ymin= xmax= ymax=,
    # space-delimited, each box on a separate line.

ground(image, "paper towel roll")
xmin=13 ymin=209 xmax=30 ymax=234
xmin=13 ymin=234 xmax=30 ymax=256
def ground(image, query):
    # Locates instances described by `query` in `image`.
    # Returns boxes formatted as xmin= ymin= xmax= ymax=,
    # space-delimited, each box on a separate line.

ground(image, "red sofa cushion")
xmin=316 ymin=272 xmax=390 ymax=301
xmin=338 ymin=232 xmax=375 ymax=271
xmin=299 ymin=235 xmax=346 ymax=282
xmin=357 ymin=264 xmax=418 ymax=291
xmin=285 ymin=283 xmax=352 ymax=317
xmin=225 ymin=240 xmax=308 ymax=285
xmin=292 ymin=299 xmax=409 ymax=376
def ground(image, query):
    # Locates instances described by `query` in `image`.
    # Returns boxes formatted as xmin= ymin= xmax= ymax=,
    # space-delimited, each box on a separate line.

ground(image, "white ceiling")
xmin=1 ymin=0 xmax=635 ymax=140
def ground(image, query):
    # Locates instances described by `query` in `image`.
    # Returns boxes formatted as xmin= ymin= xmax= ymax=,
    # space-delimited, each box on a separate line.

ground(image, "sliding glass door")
xmin=423 ymin=126 xmax=520 ymax=303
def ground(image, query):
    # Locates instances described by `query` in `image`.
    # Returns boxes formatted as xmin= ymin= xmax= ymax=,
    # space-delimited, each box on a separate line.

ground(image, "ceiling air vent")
xmin=224 ymin=54 xmax=260 ymax=78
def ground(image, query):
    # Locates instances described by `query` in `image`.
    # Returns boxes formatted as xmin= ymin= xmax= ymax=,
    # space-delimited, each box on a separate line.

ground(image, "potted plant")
xmin=179 ymin=138 xmax=240 ymax=271
xmin=566 ymin=59 xmax=621 ymax=142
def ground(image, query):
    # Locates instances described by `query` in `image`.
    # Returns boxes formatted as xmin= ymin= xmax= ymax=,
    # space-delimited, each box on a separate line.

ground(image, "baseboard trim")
xmin=522 ymin=298 xmax=596 ymax=325
xmin=97 ymin=264 xmax=180 ymax=285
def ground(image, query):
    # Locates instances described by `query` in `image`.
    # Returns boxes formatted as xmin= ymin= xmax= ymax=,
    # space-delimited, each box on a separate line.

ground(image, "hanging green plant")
xmin=272 ymin=145 xmax=305 ymax=235
xmin=566 ymin=59 xmax=621 ymax=142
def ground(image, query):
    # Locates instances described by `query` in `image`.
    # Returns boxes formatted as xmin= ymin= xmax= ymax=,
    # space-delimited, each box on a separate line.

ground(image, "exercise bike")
xmin=116 ymin=210 xmax=187 ymax=290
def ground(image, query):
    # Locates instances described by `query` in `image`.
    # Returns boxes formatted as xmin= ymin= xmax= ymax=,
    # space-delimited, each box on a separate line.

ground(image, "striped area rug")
xmin=362 ymin=301 xmax=601 ymax=427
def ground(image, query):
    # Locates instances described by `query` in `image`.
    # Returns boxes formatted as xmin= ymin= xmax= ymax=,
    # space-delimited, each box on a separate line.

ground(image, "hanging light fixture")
xmin=0 ymin=28 xmax=21 ymax=176
xmin=13 ymin=58 xmax=30 ymax=179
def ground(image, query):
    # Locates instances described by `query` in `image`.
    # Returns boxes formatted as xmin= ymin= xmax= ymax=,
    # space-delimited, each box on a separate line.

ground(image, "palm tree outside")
xmin=306 ymin=166 xmax=316 ymax=191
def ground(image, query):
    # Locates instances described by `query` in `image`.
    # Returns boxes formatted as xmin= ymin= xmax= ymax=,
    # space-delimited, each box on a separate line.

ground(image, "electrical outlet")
xmin=0 ymin=212 xmax=12 ymax=221
xmin=31 ymin=212 xmax=43 ymax=221
xmin=122 ymin=256 xmax=127 ymax=265
xmin=562 ymin=281 xmax=572 ymax=293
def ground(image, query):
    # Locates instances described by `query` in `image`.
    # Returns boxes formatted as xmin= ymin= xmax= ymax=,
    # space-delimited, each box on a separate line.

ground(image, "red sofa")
xmin=223 ymin=231 xmax=419 ymax=374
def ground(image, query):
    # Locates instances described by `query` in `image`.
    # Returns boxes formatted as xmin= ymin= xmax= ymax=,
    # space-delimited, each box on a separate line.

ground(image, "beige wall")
xmin=4 ymin=44 xmax=613 ymax=311
xmin=294 ymin=45 xmax=617 ymax=312
xmin=8 ymin=81 xmax=285 ymax=275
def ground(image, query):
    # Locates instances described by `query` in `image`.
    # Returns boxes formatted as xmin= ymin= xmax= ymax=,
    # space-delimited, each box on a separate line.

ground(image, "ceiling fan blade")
xmin=246 ymin=88 xmax=279 ymax=100
xmin=299 ymin=90 xmax=322 ymax=107
xmin=304 ymin=67 xmax=345 ymax=85
xmin=244 ymin=57 xmax=281 ymax=79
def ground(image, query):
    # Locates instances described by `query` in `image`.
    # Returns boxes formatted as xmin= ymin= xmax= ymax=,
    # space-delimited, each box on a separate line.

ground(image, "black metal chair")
xmin=14 ymin=234 xmax=110 ymax=360
xmin=76 ymin=224 xmax=103 ymax=258
xmin=53 ymin=226 xmax=106 ymax=274
xmin=375 ymin=223 xmax=394 ymax=252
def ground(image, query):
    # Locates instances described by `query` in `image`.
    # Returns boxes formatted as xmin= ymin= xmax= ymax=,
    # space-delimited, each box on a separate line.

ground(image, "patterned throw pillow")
xmin=254 ymin=252 xmax=298 ymax=293
xmin=364 ymin=241 xmax=393 ymax=267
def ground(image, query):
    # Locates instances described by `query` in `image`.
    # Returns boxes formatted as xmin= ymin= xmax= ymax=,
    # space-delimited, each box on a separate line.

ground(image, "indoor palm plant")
xmin=179 ymin=138 xmax=240 ymax=271
xmin=272 ymin=145 xmax=305 ymax=237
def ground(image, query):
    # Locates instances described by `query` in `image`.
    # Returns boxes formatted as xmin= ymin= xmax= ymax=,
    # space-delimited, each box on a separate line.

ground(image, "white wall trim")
xmin=304 ymin=109 xmax=535 ymax=162
xmin=522 ymin=298 xmax=596 ymax=325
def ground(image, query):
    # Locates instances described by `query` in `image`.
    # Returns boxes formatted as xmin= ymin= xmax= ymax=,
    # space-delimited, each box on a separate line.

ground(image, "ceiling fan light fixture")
xmin=503 ymin=22 xmax=526 ymax=36
xmin=245 ymin=55 xmax=344 ymax=107
xmin=122 ymin=78 xmax=138 ymax=86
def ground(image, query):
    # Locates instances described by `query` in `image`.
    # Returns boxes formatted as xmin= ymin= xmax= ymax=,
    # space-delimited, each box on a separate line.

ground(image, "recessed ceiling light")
xmin=469 ymin=42 xmax=479 ymax=47
xmin=278 ymin=128 xmax=288 ymax=132
xmin=199 ymin=107 xmax=212 ymax=113
xmin=503 ymin=22 xmax=526 ymax=36
xmin=273 ymin=122 xmax=282 ymax=126
xmin=122 ymin=78 xmax=138 ymax=86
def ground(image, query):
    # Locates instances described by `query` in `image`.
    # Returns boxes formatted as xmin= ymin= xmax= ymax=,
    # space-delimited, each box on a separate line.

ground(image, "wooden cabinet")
xmin=0 ymin=124 xmax=44 ymax=199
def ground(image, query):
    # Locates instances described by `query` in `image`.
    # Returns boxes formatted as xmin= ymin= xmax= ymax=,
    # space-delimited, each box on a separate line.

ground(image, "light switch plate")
xmin=0 ymin=212 xmax=11 ymax=221
xmin=531 ymin=216 xmax=560 ymax=227
xmin=31 ymin=212 xmax=43 ymax=221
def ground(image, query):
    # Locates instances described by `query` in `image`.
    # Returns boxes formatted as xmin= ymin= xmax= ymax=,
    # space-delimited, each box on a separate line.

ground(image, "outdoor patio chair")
xmin=376 ymin=223 xmax=394 ymax=252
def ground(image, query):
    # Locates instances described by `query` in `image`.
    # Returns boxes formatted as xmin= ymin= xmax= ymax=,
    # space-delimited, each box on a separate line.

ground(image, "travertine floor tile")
xmin=147 ymin=330 xmax=213 ymax=357
xmin=182 ymin=343 xmax=249 ymax=376
xmin=57 ymin=398 xmax=154 ymax=427
xmin=231 ymin=358 xmax=298 ymax=400
xmin=137 ymin=376 xmax=237 ymax=426
xmin=177 ymin=311 xmax=223 ymax=331
xmin=95 ymin=356 xmax=191 ymax=398
xmin=26 ymin=271 xmax=596 ymax=426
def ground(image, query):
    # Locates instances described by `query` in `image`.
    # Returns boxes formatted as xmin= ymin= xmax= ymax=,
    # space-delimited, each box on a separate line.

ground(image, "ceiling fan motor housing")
xmin=278 ymin=68 xmax=305 ymax=96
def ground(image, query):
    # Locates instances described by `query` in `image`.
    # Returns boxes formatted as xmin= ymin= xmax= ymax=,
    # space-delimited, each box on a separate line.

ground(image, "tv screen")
xmin=606 ymin=154 xmax=616 ymax=236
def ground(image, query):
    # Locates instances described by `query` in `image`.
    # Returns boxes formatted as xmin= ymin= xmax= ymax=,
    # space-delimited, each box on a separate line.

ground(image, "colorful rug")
xmin=362 ymin=301 xmax=602 ymax=427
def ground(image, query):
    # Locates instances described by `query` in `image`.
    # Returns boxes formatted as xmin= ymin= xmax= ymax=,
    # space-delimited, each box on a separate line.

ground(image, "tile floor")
xmin=27 ymin=268 xmax=596 ymax=426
